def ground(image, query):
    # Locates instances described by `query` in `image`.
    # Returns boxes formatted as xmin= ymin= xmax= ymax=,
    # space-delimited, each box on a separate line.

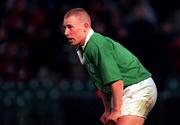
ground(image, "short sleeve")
xmin=93 ymin=44 xmax=123 ymax=86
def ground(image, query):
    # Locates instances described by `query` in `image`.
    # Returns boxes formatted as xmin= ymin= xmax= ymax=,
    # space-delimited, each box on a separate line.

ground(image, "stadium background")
xmin=0 ymin=0 xmax=180 ymax=125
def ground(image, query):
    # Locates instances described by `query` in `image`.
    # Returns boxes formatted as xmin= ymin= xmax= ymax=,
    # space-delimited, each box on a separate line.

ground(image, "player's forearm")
xmin=110 ymin=80 xmax=124 ymax=112
xmin=99 ymin=90 xmax=111 ymax=112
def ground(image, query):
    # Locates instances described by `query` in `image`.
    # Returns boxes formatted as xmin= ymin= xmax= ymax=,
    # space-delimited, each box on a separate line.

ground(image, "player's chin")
xmin=69 ymin=41 xmax=77 ymax=46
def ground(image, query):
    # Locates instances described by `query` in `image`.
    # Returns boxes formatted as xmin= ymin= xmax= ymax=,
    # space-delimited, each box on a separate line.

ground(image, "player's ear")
xmin=84 ymin=22 xmax=90 ymax=29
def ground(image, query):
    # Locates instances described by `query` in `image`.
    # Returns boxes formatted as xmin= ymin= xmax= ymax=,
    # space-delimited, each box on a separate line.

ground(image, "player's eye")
xmin=66 ymin=25 xmax=73 ymax=29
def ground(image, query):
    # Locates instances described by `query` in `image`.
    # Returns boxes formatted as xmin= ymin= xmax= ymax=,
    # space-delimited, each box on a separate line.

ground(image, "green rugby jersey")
xmin=83 ymin=32 xmax=151 ymax=93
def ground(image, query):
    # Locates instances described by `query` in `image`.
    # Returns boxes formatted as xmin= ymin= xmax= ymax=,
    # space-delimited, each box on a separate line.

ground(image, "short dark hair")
xmin=64 ymin=8 xmax=91 ymax=25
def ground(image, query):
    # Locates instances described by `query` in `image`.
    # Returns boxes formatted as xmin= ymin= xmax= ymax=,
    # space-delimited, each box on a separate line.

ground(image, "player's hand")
xmin=105 ymin=120 xmax=116 ymax=125
xmin=106 ymin=111 xmax=121 ymax=125
xmin=100 ymin=111 xmax=111 ymax=124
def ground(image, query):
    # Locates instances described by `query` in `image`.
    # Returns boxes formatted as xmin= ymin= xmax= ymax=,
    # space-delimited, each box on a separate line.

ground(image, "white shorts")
xmin=112 ymin=77 xmax=157 ymax=118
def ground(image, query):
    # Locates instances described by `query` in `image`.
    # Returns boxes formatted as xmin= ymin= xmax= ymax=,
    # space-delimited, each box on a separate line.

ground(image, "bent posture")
xmin=62 ymin=8 xmax=157 ymax=125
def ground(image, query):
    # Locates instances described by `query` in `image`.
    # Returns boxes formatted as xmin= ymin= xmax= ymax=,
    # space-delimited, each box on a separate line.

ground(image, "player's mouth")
xmin=66 ymin=37 xmax=73 ymax=41
xmin=68 ymin=38 xmax=73 ymax=41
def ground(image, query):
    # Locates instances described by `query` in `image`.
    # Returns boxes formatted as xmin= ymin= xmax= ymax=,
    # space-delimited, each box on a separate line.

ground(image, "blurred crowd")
xmin=0 ymin=0 xmax=180 ymax=93
xmin=0 ymin=0 xmax=180 ymax=124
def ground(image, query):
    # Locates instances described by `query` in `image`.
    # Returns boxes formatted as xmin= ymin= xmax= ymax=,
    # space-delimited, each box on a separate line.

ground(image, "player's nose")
xmin=64 ymin=28 xmax=70 ymax=36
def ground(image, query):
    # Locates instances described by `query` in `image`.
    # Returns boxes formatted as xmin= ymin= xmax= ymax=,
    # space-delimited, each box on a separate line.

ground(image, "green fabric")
xmin=83 ymin=32 xmax=151 ymax=93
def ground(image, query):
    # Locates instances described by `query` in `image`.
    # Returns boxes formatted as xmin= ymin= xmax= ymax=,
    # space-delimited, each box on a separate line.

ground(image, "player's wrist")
xmin=104 ymin=108 xmax=111 ymax=112
xmin=112 ymin=108 xmax=121 ymax=112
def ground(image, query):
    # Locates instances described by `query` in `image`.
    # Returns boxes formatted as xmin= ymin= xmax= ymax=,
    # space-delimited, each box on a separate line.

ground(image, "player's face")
xmin=63 ymin=16 xmax=86 ymax=46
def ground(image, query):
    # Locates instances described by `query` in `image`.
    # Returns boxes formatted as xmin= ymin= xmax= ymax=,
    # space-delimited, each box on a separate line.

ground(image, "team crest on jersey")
xmin=86 ymin=63 xmax=95 ymax=73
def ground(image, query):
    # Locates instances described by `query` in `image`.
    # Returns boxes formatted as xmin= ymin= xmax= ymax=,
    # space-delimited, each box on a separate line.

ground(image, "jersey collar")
xmin=82 ymin=28 xmax=94 ymax=51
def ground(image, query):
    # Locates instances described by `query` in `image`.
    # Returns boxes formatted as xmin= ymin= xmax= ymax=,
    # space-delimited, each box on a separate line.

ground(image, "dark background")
xmin=0 ymin=0 xmax=180 ymax=125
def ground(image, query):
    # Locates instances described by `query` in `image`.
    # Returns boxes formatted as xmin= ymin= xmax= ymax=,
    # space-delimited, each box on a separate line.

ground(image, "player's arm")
xmin=107 ymin=80 xmax=124 ymax=123
xmin=99 ymin=89 xmax=111 ymax=124
xmin=99 ymin=89 xmax=111 ymax=112
xmin=110 ymin=80 xmax=123 ymax=112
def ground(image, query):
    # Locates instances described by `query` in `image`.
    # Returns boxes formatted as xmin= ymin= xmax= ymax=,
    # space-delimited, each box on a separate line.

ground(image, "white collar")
xmin=82 ymin=28 xmax=94 ymax=51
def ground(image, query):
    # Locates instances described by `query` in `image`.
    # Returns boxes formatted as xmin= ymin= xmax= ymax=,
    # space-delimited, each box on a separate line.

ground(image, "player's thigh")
xmin=117 ymin=115 xmax=145 ymax=125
